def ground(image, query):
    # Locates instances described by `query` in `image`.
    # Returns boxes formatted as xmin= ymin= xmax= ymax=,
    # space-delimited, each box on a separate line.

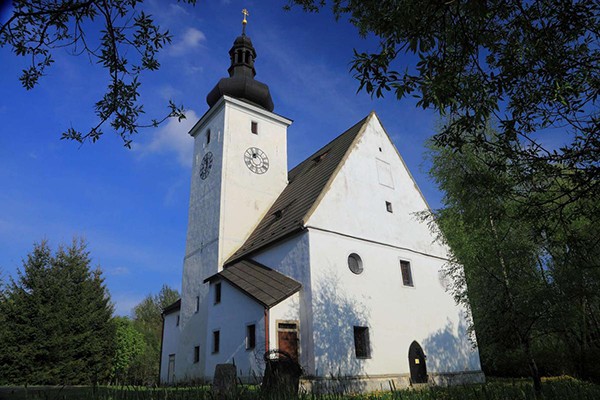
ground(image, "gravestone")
xmin=212 ymin=363 xmax=237 ymax=398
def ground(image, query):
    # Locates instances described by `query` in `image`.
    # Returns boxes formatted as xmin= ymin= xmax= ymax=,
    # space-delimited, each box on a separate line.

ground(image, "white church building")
xmin=159 ymin=24 xmax=484 ymax=392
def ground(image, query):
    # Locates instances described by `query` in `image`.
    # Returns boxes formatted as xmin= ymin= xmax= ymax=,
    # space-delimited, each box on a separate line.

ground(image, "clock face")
xmin=199 ymin=152 xmax=213 ymax=180
xmin=244 ymin=147 xmax=269 ymax=174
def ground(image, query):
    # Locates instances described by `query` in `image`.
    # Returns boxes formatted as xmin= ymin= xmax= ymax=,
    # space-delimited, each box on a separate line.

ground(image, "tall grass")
xmin=1 ymin=378 xmax=599 ymax=400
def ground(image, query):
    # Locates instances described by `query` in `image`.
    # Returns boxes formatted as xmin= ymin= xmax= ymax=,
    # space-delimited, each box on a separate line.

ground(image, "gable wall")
xmin=305 ymin=115 xmax=481 ymax=378
xmin=306 ymin=115 xmax=446 ymax=258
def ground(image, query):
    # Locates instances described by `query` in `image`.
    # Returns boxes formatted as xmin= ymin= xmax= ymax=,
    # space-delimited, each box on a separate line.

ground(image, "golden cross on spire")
xmin=242 ymin=9 xmax=249 ymax=34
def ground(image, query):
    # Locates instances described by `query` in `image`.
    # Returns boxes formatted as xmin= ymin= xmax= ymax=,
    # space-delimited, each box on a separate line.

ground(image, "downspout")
xmin=264 ymin=307 xmax=270 ymax=352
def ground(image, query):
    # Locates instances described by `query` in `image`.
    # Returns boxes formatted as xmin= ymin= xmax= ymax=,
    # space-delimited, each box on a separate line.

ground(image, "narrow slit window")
xmin=386 ymin=201 xmax=393 ymax=213
xmin=215 ymin=282 xmax=221 ymax=304
xmin=213 ymin=330 xmax=220 ymax=354
xmin=246 ymin=324 xmax=256 ymax=350
xmin=251 ymin=121 xmax=258 ymax=134
xmin=193 ymin=346 xmax=200 ymax=363
xmin=195 ymin=296 xmax=200 ymax=313
xmin=206 ymin=129 xmax=211 ymax=145
xmin=353 ymin=326 xmax=371 ymax=358
xmin=401 ymin=260 xmax=414 ymax=287
xmin=176 ymin=315 xmax=180 ymax=326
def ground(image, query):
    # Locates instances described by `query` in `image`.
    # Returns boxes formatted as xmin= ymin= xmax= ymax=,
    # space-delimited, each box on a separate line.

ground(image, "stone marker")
xmin=212 ymin=363 xmax=237 ymax=398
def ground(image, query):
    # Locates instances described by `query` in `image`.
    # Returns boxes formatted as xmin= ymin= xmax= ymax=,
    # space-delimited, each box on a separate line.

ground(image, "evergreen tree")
xmin=0 ymin=239 xmax=115 ymax=385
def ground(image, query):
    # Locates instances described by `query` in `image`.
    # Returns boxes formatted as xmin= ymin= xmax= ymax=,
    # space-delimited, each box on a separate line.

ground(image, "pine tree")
xmin=0 ymin=239 xmax=115 ymax=385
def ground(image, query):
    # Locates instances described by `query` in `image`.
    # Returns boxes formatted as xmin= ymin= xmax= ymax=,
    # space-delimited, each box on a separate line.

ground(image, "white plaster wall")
xmin=205 ymin=279 xmax=266 ymax=381
xmin=308 ymin=230 xmax=481 ymax=378
xmin=251 ymin=233 xmax=316 ymax=375
xmin=219 ymin=98 xmax=291 ymax=266
xmin=306 ymin=114 xmax=447 ymax=258
xmin=304 ymin=114 xmax=481 ymax=378
xmin=176 ymin=104 xmax=226 ymax=380
xmin=160 ymin=312 xmax=181 ymax=383
xmin=268 ymin=292 xmax=301 ymax=359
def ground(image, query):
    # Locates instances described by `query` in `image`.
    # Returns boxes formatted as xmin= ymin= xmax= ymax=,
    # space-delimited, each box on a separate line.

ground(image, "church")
xmin=159 ymin=17 xmax=484 ymax=392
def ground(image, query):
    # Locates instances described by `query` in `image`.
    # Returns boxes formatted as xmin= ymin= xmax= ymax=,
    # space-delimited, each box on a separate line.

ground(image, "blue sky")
xmin=0 ymin=1 xmax=440 ymax=316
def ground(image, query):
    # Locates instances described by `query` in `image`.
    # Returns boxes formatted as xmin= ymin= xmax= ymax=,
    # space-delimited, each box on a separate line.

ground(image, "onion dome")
xmin=206 ymin=32 xmax=274 ymax=112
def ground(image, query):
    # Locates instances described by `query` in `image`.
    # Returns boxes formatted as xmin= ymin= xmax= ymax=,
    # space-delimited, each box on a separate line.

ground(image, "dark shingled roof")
xmin=162 ymin=299 xmax=181 ymax=315
xmin=226 ymin=114 xmax=370 ymax=264
xmin=204 ymin=259 xmax=301 ymax=308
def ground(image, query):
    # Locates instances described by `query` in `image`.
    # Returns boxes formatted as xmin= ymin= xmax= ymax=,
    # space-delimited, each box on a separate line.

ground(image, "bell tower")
xmin=177 ymin=12 xmax=292 ymax=379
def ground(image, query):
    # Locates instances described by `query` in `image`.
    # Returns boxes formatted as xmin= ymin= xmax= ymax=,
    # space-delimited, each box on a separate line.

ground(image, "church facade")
xmin=159 ymin=27 xmax=484 ymax=392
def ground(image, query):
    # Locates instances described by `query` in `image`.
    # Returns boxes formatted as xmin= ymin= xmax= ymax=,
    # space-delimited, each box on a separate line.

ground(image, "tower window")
xmin=213 ymin=330 xmax=220 ymax=354
xmin=195 ymin=296 xmax=200 ymax=313
xmin=246 ymin=324 xmax=256 ymax=350
xmin=194 ymin=346 xmax=200 ymax=363
xmin=206 ymin=129 xmax=211 ymax=145
xmin=386 ymin=201 xmax=393 ymax=213
xmin=176 ymin=315 xmax=180 ymax=326
xmin=215 ymin=282 xmax=221 ymax=304
xmin=353 ymin=326 xmax=371 ymax=358
xmin=251 ymin=121 xmax=258 ymax=134
xmin=401 ymin=260 xmax=414 ymax=287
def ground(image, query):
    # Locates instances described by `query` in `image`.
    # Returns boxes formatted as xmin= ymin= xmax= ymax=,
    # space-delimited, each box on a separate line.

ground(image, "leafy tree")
xmin=425 ymin=123 xmax=600 ymax=388
xmin=0 ymin=239 xmax=115 ymax=385
xmin=425 ymin=135 xmax=551 ymax=392
xmin=290 ymin=0 xmax=599 ymax=214
xmin=0 ymin=0 xmax=196 ymax=147
xmin=112 ymin=316 xmax=145 ymax=384
xmin=129 ymin=285 xmax=179 ymax=385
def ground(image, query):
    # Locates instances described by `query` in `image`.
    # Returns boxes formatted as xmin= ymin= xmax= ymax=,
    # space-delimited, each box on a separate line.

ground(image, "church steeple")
xmin=206 ymin=10 xmax=274 ymax=111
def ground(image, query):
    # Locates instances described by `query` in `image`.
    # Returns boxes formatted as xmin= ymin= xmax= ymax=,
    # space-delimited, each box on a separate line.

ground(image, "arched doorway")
xmin=408 ymin=341 xmax=428 ymax=384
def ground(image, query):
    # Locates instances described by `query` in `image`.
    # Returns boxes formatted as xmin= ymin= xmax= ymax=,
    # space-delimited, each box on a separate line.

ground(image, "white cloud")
xmin=158 ymin=84 xmax=182 ymax=100
xmin=136 ymin=110 xmax=197 ymax=167
xmin=169 ymin=28 xmax=206 ymax=56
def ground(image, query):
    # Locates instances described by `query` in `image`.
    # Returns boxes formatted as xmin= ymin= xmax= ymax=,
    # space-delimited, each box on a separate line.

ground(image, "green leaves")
xmin=290 ymin=0 xmax=600 ymax=214
xmin=1 ymin=0 xmax=196 ymax=147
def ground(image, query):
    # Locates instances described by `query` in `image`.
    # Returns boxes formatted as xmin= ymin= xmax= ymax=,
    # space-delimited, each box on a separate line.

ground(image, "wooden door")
xmin=408 ymin=341 xmax=427 ymax=384
xmin=277 ymin=322 xmax=299 ymax=362
xmin=167 ymin=354 xmax=176 ymax=383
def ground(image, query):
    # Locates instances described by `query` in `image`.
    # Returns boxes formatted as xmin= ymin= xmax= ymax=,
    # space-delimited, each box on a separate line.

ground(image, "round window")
xmin=348 ymin=253 xmax=363 ymax=275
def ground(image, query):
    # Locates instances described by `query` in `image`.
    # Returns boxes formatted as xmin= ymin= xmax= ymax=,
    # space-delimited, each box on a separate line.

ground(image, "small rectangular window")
xmin=386 ymin=201 xmax=393 ymax=213
xmin=251 ymin=121 xmax=258 ymax=134
xmin=194 ymin=346 xmax=200 ymax=363
xmin=215 ymin=282 xmax=222 ymax=304
xmin=246 ymin=324 xmax=256 ymax=350
xmin=213 ymin=330 xmax=220 ymax=354
xmin=278 ymin=322 xmax=297 ymax=330
xmin=206 ymin=129 xmax=211 ymax=145
xmin=176 ymin=315 xmax=180 ymax=326
xmin=354 ymin=326 xmax=370 ymax=358
xmin=195 ymin=296 xmax=200 ymax=313
xmin=401 ymin=260 xmax=413 ymax=287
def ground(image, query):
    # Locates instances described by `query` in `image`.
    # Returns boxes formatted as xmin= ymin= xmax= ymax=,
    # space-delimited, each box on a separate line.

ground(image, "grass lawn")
xmin=1 ymin=377 xmax=599 ymax=400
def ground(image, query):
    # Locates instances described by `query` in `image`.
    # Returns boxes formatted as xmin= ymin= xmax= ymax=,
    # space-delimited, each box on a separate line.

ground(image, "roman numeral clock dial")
xmin=244 ymin=147 xmax=269 ymax=174
xmin=199 ymin=152 xmax=213 ymax=180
